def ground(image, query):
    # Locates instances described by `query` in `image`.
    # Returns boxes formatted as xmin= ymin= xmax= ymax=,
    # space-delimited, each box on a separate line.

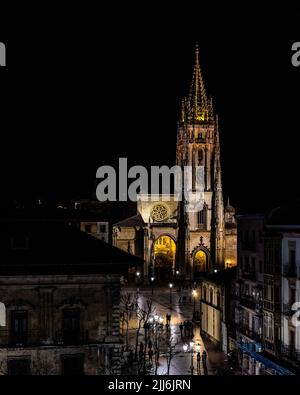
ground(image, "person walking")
xmin=183 ymin=321 xmax=187 ymax=337
xmin=202 ymin=350 xmax=208 ymax=374
xmin=139 ymin=342 xmax=144 ymax=362
xmin=197 ymin=352 xmax=201 ymax=374
xmin=165 ymin=322 xmax=170 ymax=333
xmin=155 ymin=349 xmax=160 ymax=366
xmin=148 ymin=348 xmax=154 ymax=366
xmin=179 ymin=322 xmax=184 ymax=339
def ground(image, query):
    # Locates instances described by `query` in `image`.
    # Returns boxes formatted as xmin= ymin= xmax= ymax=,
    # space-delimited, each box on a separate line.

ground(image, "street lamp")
xmin=150 ymin=276 xmax=155 ymax=295
xmin=192 ymin=290 xmax=197 ymax=319
xmin=183 ymin=341 xmax=200 ymax=375
xmin=169 ymin=283 xmax=173 ymax=305
xmin=195 ymin=343 xmax=201 ymax=353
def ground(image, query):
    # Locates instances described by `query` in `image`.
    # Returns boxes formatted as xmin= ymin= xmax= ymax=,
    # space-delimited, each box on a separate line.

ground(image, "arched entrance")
xmin=153 ymin=235 xmax=176 ymax=282
xmin=193 ymin=249 xmax=208 ymax=278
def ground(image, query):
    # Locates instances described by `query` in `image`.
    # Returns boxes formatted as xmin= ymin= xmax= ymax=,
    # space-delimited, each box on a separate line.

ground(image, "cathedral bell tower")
xmin=176 ymin=43 xmax=225 ymax=277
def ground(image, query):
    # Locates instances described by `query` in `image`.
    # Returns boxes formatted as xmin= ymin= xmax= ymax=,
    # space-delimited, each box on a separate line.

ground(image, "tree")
xmin=120 ymin=292 xmax=133 ymax=350
xmin=164 ymin=336 xmax=179 ymax=375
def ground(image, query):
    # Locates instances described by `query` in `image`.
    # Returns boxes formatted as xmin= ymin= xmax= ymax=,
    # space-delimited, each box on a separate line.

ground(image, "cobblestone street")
xmin=121 ymin=286 xmax=231 ymax=375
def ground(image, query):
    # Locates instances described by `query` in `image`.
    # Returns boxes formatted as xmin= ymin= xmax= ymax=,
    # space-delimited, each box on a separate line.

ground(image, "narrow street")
xmin=121 ymin=286 xmax=230 ymax=375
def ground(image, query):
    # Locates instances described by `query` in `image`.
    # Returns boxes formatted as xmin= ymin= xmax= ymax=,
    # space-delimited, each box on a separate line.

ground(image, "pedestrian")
xmin=197 ymin=352 xmax=201 ymax=373
xmin=179 ymin=322 xmax=184 ymax=339
xmin=148 ymin=348 xmax=154 ymax=365
xmin=148 ymin=339 xmax=152 ymax=350
xmin=165 ymin=322 xmax=170 ymax=333
xmin=155 ymin=349 xmax=160 ymax=365
xmin=202 ymin=350 xmax=207 ymax=367
xmin=187 ymin=321 xmax=191 ymax=337
xmin=183 ymin=321 xmax=187 ymax=337
xmin=139 ymin=343 xmax=144 ymax=362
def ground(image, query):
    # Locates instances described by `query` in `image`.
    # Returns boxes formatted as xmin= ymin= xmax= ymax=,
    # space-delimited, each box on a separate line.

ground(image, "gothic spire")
xmin=187 ymin=43 xmax=209 ymax=122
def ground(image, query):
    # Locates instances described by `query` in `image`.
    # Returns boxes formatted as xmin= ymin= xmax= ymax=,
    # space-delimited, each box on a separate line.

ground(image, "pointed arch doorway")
xmin=153 ymin=235 xmax=176 ymax=283
xmin=193 ymin=248 xmax=209 ymax=278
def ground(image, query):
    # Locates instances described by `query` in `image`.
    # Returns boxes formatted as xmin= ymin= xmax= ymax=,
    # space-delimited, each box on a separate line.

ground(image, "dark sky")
xmin=0 ymin=5 xmax=299 ymax=213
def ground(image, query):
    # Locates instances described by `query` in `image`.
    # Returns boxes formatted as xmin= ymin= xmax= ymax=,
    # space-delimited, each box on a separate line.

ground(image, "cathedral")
xmin=113 ymin=45 xmax=237 ymax=282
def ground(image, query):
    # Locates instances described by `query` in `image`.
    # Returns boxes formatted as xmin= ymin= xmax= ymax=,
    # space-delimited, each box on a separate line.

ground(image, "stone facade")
xmin=113 ymin=46 xmax=237 ymax=282
xmin=0 ymin=215 xmax=142 ymax=375
xmin=0 ymin=274 xmax=122 ymax=375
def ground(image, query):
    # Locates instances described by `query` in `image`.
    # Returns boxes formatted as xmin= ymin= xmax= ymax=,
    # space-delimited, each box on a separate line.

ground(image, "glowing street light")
xmin=169 ymin=283 xmax=173 ymax=305
xmin=150 ymin=276 xmax=155 ymax=295
xmin=183 ymin=341 xmax=198 ymax=375
xmin=192 ymin=289 xmax=197 ymax=318
xmin=195 ymin=343 xmax=201 ymax=353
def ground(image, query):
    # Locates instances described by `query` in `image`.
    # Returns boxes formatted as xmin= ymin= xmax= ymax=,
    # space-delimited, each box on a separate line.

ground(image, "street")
xmin=121 ymin=286 xmax=231 ymax=375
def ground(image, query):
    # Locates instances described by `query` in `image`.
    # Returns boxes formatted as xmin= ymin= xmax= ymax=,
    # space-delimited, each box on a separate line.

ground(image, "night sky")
xmin=0 ymin=6 xmax=299 ymax=214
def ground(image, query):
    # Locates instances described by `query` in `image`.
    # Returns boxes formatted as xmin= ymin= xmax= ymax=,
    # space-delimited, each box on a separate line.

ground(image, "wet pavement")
xmin=121 ymin=286 xmax=231 ymax=375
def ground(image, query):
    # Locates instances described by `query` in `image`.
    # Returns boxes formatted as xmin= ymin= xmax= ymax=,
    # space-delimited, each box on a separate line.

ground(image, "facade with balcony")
xmin=231 ymin=203 xmax=300 ymax=375
xmin=0 ymin=215 xmax=142 ymax=375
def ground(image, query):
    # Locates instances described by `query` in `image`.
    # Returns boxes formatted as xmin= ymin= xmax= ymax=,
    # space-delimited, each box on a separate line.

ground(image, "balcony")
xmin=55 ymin=330 xmax=89 ymax=346
xmin=281 ymin=345 xmax=300 ymax=362
xmin=239 ymin=296 xmax=257 ymax=310
xmin=195 ymin=137 xmax=206 ymax=143
xmin=242 ymin=271 xmax=257 ymax=281
xmin=238 ymin=325 xmax=262 ymax=342
xmin=0 ymin=329 xmax=89 ymax=347
xmin=263 ymin=300 xmax=280 ymax=312
xmin=283 ymin=264 xmax=297 ymax=278
xmin=282 ymin=303 xmax=294 ymax=316
xmin=241 ymin=242 xmax=256 ymax=252
xmin=0 ymin=330 xmax=41 ymax=347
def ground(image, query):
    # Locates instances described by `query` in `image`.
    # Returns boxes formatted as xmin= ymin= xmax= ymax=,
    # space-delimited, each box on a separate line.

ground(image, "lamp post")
xmin=150 ymin=276 xmax=155 ymax=296
xmin=183 ymin=341 xmax=201 ymax=375
xmin=192 ymin=290 xmax=197 ymax=320
xmin=169 ymin=283 xmax=173 ymax=305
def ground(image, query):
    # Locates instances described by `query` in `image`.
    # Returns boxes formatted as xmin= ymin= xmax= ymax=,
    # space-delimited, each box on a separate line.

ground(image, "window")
xmin=216 ymin=292 xmax=221 ymax=308
xmin=8 ymin=359 xmax=31 ymax=375
xmin=11 ymin=311 xmax=28 ymax=346
xmin=198 ymin=149 xmax=204 ymax=165
xmin=290 ymin=288 xmax=296 ymax=305
xmin=99 ymin=224 xmax=106 ymax=233
xmin=197 ymin=206 xmax=206 ymax=228
xmin=63 ymin=309 xmax=81 ymax=345
xmin=85 ymin=224 xmax=92 ymax=233
xmin=244 ymin=256 xmax=250 ymax=272
xmin=289 ymin=250 xmax=296 ymax=266
xmin=210 ymin=289 xmax=213 ymax=305
xmin=251 ymin=257 xmax=256 ymax=272
xmin=62 ymin=354 xmax=84 ymax=375
xmin=0 ymin=302 xmax=5 ymax=327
